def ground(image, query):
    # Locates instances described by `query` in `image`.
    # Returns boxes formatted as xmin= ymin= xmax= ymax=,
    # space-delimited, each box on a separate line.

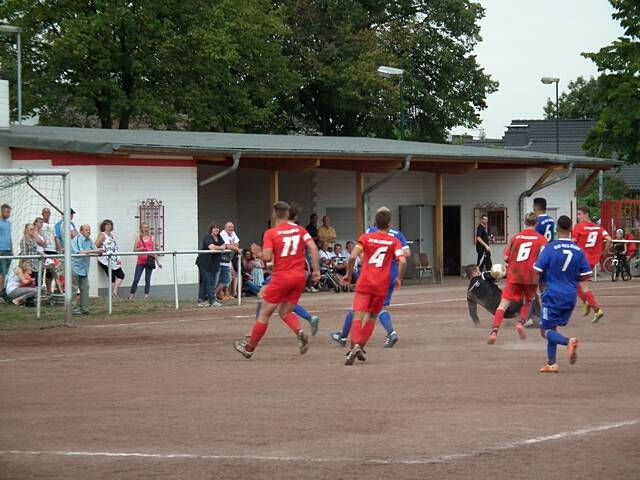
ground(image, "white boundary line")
xmin=0 ymin=420 xmax=636 ymax=465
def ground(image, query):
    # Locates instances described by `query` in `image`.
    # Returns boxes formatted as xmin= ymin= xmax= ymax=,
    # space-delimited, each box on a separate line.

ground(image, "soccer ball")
xmin=490 ymin=263 xmax=506 ymax=279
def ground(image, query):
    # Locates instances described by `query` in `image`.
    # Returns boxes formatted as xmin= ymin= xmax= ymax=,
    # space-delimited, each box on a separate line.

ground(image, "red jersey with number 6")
xmin=504 ymin=228 xmax=547 ymax=285
xmin=572 ymin=221 xmax=609 ymax=267
xmin=355 ymin=231 xmax=404 ymax=297
xmin=262 ymin=222 xmax=312 ymax=278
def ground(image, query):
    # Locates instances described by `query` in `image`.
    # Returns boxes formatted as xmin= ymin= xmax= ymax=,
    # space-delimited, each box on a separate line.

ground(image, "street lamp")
xmin=541 ymin=76 xmax=560 ymax=154
xmin=378 ymin=65 xmax=405 ymax=140
xmin=0 ymin=25 xmax=22 ymax=125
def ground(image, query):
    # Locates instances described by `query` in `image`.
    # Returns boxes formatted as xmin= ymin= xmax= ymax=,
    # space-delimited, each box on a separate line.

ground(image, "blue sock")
xmin=255 ymin=301 xmax=262 ymax=319
xmin=378 ymin=310 xmax=394 ymax=335
xmin=294 ymin=304 xmax=312 ymax=322
xmin=546 ymin=329 xmax=568 ymax=346
xmin=546 ymin=340 xmax=557 ymax=365
xmin=341 ymin=311 xmax=354 ymax=339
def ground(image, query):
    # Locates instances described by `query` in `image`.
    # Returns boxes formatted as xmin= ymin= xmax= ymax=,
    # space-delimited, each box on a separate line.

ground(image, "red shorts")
xmin=352 ymin=291 xmax=385 ymax=315
xmin=262 ymin=274 xmax=305 ymax=305
xmin=501 ymin=282 xmax=536 ymax=303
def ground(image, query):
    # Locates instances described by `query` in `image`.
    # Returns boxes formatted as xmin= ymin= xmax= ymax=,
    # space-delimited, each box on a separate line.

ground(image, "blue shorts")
xmin=0 ymin=251 xmax=11 ymax=276
xmin=218 ymin=265 xmax=231 ymax=287
xmin=540 ymin=305 xmax=573 ymax=330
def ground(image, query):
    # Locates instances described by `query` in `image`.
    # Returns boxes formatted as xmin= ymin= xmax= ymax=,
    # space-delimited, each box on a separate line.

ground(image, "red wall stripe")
xmin=11 ymin=149 xmax=196 ymax=167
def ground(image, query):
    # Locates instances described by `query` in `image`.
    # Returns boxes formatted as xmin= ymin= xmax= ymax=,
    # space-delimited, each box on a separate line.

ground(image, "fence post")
xmin=237 ymin=253 xmax=242 ymax=306
xmin=172 ymin=252 xmax=179 ymax=310
xmin=107 ymin=254 xmax=113 ymax=315
xmin=36 ymin=255 xmax=43 ymax=319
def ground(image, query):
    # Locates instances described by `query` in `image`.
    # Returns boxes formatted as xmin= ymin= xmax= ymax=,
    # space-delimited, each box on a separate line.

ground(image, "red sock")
xmin=350 ymin=319 xmax=363 ymax=346
xmin=247 ymin=321 xmax=268 ymax=351
xmin=577 ymin=286 xmax=587 ymax=303
xmin=584 ymin=291 xmax=600 ymax=311
xmin=282 ymin=312 xmax=301 ymax=334
xmin=519 ymin=302 xmax=530 ymax=322
xmin=492 ymin=308 xmax=505 ymax=329
xmin=359 ymin=320 xmax=376 ymax=347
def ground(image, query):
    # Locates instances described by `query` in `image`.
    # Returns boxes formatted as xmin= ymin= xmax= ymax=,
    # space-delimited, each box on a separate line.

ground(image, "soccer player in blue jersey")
xmin=533 ymin=197 xmax=555 ymax=241
xmin=331 ymin=207 xmax=411 ymax=348
xmin=533 ymin=215 xmax=592 ymax=373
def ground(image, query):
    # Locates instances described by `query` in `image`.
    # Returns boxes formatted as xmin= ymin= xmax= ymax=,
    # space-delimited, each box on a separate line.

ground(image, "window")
xmin=137 ymin=198 xmax=165 ymax=250
xmin=473 ymin=205 xmax=508 ymax=244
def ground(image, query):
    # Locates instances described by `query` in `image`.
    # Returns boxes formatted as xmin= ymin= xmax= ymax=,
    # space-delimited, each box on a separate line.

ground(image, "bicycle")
xmin=611 ymin=254 xmax=632 ymax=282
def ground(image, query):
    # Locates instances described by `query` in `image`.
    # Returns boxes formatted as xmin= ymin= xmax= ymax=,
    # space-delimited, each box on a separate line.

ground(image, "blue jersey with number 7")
xmin=533 ymin=239 xmax=592 ymax=311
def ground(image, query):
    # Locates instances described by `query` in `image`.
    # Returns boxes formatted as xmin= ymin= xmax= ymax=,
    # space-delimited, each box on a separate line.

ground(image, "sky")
xmin=452 ymin=0 xmax=625 ymax=139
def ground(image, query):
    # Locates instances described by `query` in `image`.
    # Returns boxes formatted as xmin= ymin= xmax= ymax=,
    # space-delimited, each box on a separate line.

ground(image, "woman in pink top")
xmin=128 ymin=223 xmax=162 ymax=299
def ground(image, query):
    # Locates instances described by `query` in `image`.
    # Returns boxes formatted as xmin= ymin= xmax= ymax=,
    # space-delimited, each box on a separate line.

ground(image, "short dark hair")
xmin=334 ymin=242 xmax=342 ymax=249
xmin=375 ymin=209 xmax=391 ymax=230
xmin=533 ymin=197 xmax=547 ymax=211
xmin=577 ymin=205 xmax=590 ymax=216
xmin=557 ymin=215 xmax=572 ymax=232
xmin=99 ymin=219 xmax=113 ymax=232
xmin=288 ymin=202 xmax=301 ymax=221
xmin=465 ymin=264 xmax=479 ymax=278
xmin=1 ymin=203 xmax=11 ymax=210
xmin=273 ymin=201 xmax=290 ymax=219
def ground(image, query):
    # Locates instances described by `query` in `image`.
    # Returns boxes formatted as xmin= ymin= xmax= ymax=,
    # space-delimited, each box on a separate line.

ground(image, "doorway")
xmin=443 ymin=206 xmax=461 ymax=276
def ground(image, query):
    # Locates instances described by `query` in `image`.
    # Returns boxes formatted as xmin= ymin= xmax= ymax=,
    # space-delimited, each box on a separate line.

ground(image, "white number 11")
xmin=281 ymin=235 xmax=300 ymax=257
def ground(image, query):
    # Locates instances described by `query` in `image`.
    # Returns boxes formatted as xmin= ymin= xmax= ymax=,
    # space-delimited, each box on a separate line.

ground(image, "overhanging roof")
xmin=0 ymin=125 xmax=621 ymax=172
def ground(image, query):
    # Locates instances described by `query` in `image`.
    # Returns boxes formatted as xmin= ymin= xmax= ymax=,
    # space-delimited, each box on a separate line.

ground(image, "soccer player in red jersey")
xmin=234 ymin=201 xmax=320 ymax=359
xmin=488 ymin=212 xmax=547 ymax=344
xmin=572 ymin=205 xmax=612 ymax=323
xmin=340 ymin=209 xmax=406 ymax=365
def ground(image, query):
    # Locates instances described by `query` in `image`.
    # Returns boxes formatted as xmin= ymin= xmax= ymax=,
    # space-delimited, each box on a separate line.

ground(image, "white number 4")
xmin=516 ymin=241 xmax=533 ymax=262
xmin=561 ymin=249 xmax=573 ymax=271
xmin=281 ymin=235 xmax=300 ymax=257
xmin=368 ymin=246 xmax=388 ymax=267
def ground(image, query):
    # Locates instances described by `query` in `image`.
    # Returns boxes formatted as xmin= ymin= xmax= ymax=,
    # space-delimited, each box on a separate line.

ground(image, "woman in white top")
xmin=95 ymin=219 xmax=126 ymax=297
xmin=5 ymin=260 xmax=38 ymax=305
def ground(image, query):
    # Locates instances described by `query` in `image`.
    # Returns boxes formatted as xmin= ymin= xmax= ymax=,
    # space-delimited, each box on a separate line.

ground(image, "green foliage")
xmin=581 ymin=0 xmax=640 ymax=164
xmin=576 ymin=173 xmax=629 ymax=220
xmin=543 ymin=76 xmax=606 ymax=120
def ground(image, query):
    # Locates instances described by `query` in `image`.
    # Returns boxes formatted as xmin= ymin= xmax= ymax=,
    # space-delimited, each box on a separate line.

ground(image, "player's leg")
xmin=236 ymin=300 xmax=277 ymax=357
xmin=331 ymin=310 xmax=353 ymax=346
xmin=515 ymin=286 xmax=536 ymax=340
xmin=292 ymin=303 xmax=320 ymax=336
xmin=579 ymin=281 xmax=604 ymax=323
xmin=278 ymin=301 xmax=310 ymax=355
xmin=488 ymin=297 xmax=511 ymax=344
xmin=379 ymin=278 xmax=398 ymax=348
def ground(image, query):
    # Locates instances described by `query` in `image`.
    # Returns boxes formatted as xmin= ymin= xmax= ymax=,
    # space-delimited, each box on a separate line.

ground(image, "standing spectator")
xmin=33 ymin=217 xmax=47 ymax=253
xmin=306 ymin=213 xmax=319 ymax=244
xmin=476 ymin=214 xmax=492 ymax=272
xmin=95 ymin=219 xmax=126 ymax=298
xmin=40 ymin=208 xmax=58 ymax=295
xmin=318 ymin=215 xmax=337 ymax=248
xmin=20 ymin=223 xmax=41 ymax=276
xmin=54 ymin=208 xmax=78 ymax=252
xmin=196 ymin=223 xmax=225 ymax=307
xmin=217 ymin=222 xmax=240 ymax=300
xmin=70 ymin=224 xmax=103 ymax=315
xmin=5 ymin=260 xmax=38 ymax=306
xmin=129 ymin=223 xmax=162 ymax=300
xmin=0 ymin=204 xmax=12 ymax=299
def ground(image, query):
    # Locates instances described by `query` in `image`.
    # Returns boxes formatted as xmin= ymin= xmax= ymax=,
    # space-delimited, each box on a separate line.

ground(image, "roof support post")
xmin=199 ymin=152 xmax=240 ymax=187
xmin=362 ymin=155 xmax=411 ymax=228
xmin=434 ymin=172 xmax=444 ymax=279
xmin=269 ymin=169 xmax=279 ymax=225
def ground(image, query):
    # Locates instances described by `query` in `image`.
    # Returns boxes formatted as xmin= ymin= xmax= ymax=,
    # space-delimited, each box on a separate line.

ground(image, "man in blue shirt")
xmin=331 ymin=207 xmax=411 ymax=348
xmin=533 ymin=197 xmax=555 ymax=241
xmin=54 ymin=208 xmax=78 ymax=252
xmin=0 ymin=204 xmax=13 ymax=298
xmin=71 ymin=224 xmax=103 ymax=315
xmin=533 ymin=215 xmax=592 ymax=373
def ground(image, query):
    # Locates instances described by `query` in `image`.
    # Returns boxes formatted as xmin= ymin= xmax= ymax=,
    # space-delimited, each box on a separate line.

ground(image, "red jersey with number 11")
xmin=262 ymin=222 xmax=312 ymax=278
xmin=572 ymin=221 xmax=609 ymax=267
xmin=504 ymin=228 xmax=547 ymax=285
xmin=355 ymin=231 xmax=403 ymax=297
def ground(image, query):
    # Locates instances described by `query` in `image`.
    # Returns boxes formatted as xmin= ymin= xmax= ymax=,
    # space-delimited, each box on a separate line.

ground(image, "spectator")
xmin=54 ymin=208 xmax=78 ymax=252
xmin=40 ymin=208 xmax=59 ymax=295
xmin=196 ymin=223 xmax=225 ymax=307
xmin=70 ymin=224 xmax=103 ymax=315
xmin=476 ymin=214 xmax=492 ymax=272
xmin=318 ymin=240 xmax=334 ymax=269
xmin=33 ymin=217 xmax=55 ymax=292
xmin=129 ymin=222 xmax=162 ymax=300
xmin=19 ymin=223 xmax=40 ymax=276
xmin=625 ymin=228 xmax=637 ymax=260
xmin=306 ymin=213 xmax=319 ymax=245
xmin=318 ymin=215 xmax=337 ymax=248
xmin=332 ymin=242 xmax=348 ymax=275
xmin=0 ymin=204 xmax=13 ymax=298
xmin=252 ymin=253 xmax=265 ymax=286
xmin=346 ymin=240 xmax=360 ymax=284
xmin=33 ymin=217 xmax=47 ymax=253
xmin=217 ymin=222 xmax=240 ymax=301
xmin=96 ymin=219 xmax=125 ymax=298
xmin=5 ymin=260 xmax=38 ymax=306
xmin=241 ymin=249 xmax=255 ymax=282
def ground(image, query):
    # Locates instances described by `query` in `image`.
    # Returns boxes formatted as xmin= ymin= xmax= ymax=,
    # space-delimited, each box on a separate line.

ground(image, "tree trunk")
xmin=96 ymin=100 xmax=112 ymax=129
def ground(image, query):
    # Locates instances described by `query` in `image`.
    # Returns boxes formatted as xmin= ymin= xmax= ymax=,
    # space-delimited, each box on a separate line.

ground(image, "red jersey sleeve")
xmin=262 ymin=229 xmax=274 ymax=250
xmin=393 ymin=237 xmax=404 ymax=258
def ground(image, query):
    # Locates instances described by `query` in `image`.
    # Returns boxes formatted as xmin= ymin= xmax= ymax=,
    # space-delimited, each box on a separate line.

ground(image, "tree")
xmin=543 ymin=76 xmax=606 ymax=120
xmin=581 ymin=0 xmax=640 ymax=163
xmin=576 ymin=173 xmax=629 ymax=220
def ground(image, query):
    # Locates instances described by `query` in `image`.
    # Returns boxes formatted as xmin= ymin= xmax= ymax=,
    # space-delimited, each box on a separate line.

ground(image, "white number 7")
xmin=561 ymin=249 xmax=573 ymax=271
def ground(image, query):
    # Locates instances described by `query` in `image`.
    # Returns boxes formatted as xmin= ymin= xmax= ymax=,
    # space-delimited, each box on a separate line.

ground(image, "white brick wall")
xmin=0 ymin=80 xmax=9 ymax=129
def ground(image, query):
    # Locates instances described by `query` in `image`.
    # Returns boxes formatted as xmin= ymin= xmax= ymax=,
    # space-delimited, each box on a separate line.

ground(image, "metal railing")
xmin=2 ymin=249 xmax=243 ymax=321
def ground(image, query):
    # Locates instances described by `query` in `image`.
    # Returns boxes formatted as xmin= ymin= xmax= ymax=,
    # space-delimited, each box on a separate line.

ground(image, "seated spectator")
xmin=318 ymin=240 xmax=334 ymax=270
xmin=5 ymin=260 xmax=39 ymax=306
xmin=318 ymin=215 xmax=337 ymax=248
xmin=252 ymin=254 xmax=265 ymax=286
xmin=332 ymin=242 xmax=348 ymax=274
xmin=346 ymin=240 xmax=360 ymax=283
xmin=241 ymin=249 xmax=255 ymax=282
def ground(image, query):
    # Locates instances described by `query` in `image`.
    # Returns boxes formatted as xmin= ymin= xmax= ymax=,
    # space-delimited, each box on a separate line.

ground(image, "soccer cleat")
xmin=345 ymin=344 xmax=363 ymax=366
xmin=568 ymin=338 xmax=579 ymax=364
xmin=234 ymin=340 xmax=253 ymax=359
xmin=581 ymin=302 xmax=591 ymax=316
xmin=523 ymin=318 xmax=535 ymax=328
xmin=383 ymin=331 xmax=399 ymax=348
xmin=516 ymin=322 xmax=527 ymax=340
xmin=356 ymin=347 xmax=367 ymax=362
xmin=592 ymin=309 xmax=604 ymax=324
xmin=539 ymin=363 xmax=559 ymax=373
xmin=487 ymin=330 xmax=498 ymax=345
xmin=298 ymin=330 xmax=309 ymax=355
xmin=310 ymin=316 xmax=320 ymax=336
xmin=330 ymin=331 xmax=347 ymax=347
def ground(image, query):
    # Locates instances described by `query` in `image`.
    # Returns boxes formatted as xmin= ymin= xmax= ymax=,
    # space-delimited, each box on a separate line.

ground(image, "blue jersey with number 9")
xmin=533 ymin=239 xmax=592 ymax=311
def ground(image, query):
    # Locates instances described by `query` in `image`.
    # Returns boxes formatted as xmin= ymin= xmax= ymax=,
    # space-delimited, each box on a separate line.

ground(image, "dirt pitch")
xmin=1 ymin=279 xmax=639 ymax=480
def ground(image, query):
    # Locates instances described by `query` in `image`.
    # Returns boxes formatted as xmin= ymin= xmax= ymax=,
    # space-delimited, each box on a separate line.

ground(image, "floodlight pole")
xmin=400 ymin=75 xmax=405 ymax=141
xmin=541 ymin=76 xmax=560 ymax=154
xmin=63 ymin=174 xmax=72 ymax=325
xmin=0 ymin=25 xmax=22 ymax=124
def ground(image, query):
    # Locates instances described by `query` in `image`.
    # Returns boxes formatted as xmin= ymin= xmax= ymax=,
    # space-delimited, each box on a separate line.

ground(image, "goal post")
xmin=0 ymin=168 xmax=72 ymax=324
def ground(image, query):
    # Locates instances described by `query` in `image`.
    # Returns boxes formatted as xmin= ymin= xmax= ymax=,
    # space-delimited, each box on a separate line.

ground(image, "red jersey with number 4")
xmin=504 ymin=228 xmax=547 ymax=285
xmin=262 ymin=222 xmax=312 ymax=278
xmin=355 ymin=231 xmax=404 ymax=297
xmin=573 ymin=221 xmax=609 ymax=266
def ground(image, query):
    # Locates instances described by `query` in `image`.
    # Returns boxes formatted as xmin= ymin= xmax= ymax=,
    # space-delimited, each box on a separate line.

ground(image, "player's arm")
xmin=305 ymin=237 xmax=321 ymax=283
xmin=342 ymin=243 xmax=363 ymax=285
xmin=467 ymin=299 xmax=480 ymax=325
xmin=603 ymin=232 xmax=613 ymax=253
xmin=395 ymin=254 xmax=407 ymax=288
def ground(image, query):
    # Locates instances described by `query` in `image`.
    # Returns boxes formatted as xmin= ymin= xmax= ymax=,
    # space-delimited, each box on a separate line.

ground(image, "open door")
xmin=443 ymin=206 xmax=461 ymax=275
